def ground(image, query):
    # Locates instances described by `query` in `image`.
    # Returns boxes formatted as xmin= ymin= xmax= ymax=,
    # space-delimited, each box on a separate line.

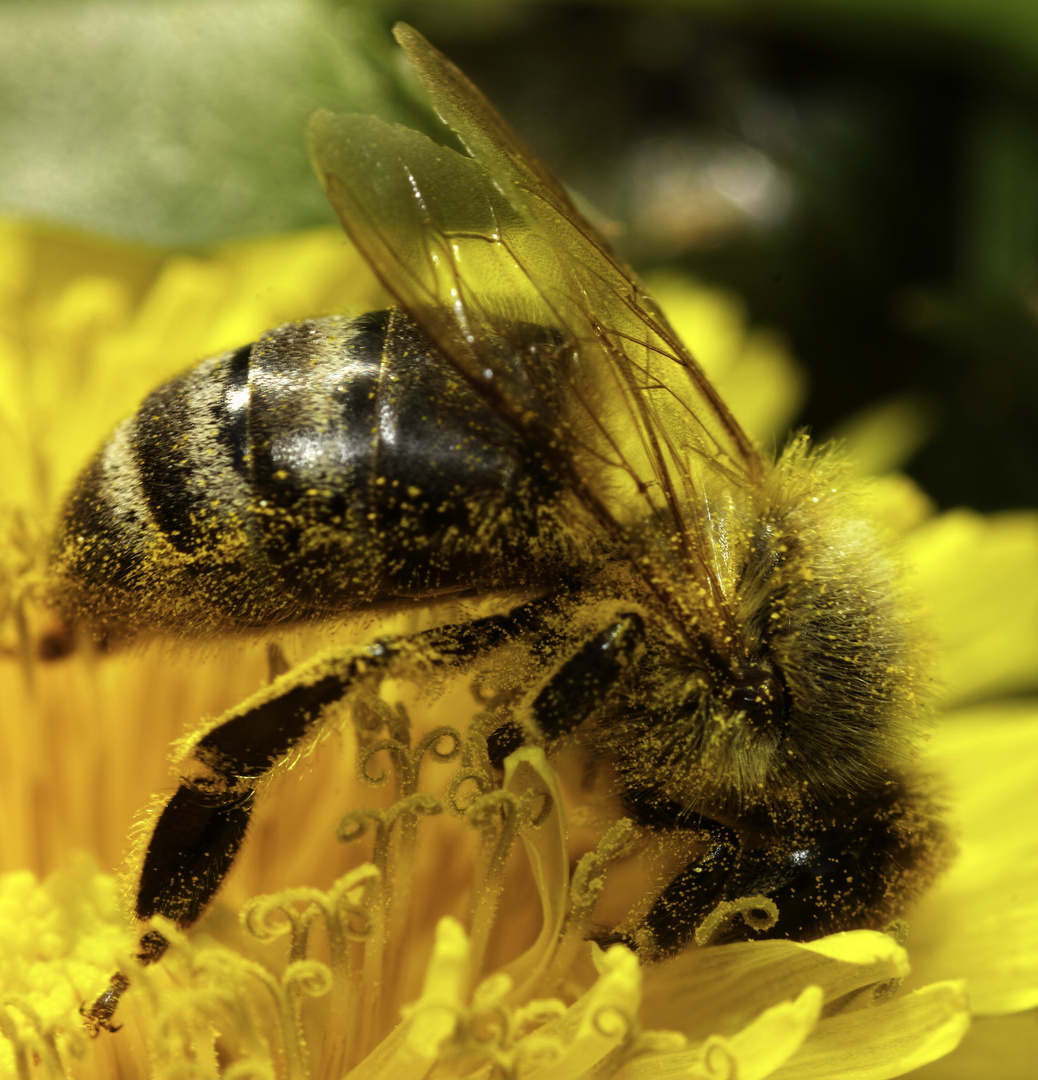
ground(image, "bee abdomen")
xmin=50 ymin=309 xmax=570 ymax=637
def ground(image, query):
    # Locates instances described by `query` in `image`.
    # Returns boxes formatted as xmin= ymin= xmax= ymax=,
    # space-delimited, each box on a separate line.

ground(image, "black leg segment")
xmin=531 ymin=612 xmax=645 ymax=738
xmin=640 ymin=820 xmax=739 ymax=950
xmin=136 ymin=788 xmax=254 ymax=923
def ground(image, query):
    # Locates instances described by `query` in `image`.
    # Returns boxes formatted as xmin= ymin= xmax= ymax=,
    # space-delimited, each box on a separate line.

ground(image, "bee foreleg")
xmin=718 ymin=790 xmax=947 ymax=943
xmin=637 ymin=818 xmax=740 ymax=953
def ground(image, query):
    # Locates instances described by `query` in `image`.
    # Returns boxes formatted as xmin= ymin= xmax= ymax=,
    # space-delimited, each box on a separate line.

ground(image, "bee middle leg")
xmin=485 ymin=609 xmax=647 ymax=766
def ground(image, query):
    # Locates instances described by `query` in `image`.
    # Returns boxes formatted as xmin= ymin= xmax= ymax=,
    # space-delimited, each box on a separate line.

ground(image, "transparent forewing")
xmin=307 ymin=24 xmax=766 ymax=630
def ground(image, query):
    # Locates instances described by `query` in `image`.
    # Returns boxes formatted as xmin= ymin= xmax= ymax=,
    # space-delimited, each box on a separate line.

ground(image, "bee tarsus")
xmin=81 ymin=972 xmax=131 ymax=1038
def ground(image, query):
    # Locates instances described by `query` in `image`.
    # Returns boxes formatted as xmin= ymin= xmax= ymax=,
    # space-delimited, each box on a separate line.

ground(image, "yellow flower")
xmin=1 ymin=218 xmax=1034 ymax=1079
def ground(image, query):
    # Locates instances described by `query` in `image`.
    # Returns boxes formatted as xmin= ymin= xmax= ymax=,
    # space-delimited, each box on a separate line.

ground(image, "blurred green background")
xmin=2 ymin=0 xmax=1037 ymax=514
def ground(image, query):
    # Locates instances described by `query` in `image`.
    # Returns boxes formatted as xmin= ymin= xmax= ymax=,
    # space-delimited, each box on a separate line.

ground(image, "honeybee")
xmin=50 ymin=24 xmax=949 ymax=1034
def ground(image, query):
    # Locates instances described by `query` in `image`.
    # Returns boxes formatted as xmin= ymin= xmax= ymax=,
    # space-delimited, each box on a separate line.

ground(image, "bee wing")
xmin=308 ymin=23 xmax=765 ymax=631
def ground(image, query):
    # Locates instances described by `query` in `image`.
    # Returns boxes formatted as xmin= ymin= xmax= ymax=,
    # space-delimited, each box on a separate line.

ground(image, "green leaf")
xmin=0 ymin=0 xmax=425 ymax=248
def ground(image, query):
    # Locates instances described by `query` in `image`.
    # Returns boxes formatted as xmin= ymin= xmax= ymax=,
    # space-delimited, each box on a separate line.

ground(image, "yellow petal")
xmin=619 ymin=985 xmax=823 ymax=1080
xmin=496 ymin=748 xmax=570 ymax=998
xmin=641 ymin=930 xmax=910 ymax=1041
xmin=910 ymin=704 xmax=1038 ymax=1015
xmin=909 ymin=511 xmax=1038 ymax=702
xmin=523 ymin=945 xmax=646 ymax=1079
xmin=770 ymin=981 xmax=969 ymax=1080
xmin=910 ymin=1012 xmax=1038 ymax=1080
xmin=724 ymin=986 xmax=824 ymax=1080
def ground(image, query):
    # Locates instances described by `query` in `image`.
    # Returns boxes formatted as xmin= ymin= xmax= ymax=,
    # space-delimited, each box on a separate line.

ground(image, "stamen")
xmin=695 ymin=895 xmax=780 ymax=945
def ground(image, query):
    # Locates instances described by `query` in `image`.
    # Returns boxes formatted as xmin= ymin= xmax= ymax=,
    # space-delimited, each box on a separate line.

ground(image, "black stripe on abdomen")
xmin=134 ymin=349 xmax=256 ymax=556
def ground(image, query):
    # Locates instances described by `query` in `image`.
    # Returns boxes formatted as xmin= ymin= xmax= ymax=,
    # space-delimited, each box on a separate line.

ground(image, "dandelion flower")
xmin=2 ymin=220 xmax=1034 ymax=1078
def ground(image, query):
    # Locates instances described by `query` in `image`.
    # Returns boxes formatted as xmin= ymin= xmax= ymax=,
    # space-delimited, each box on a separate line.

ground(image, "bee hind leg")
xmin=84 ymin=597 xmax=559 ymax=1034
xmin=136 ymin=601 xmax=569 ymax=929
